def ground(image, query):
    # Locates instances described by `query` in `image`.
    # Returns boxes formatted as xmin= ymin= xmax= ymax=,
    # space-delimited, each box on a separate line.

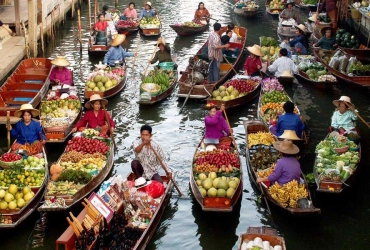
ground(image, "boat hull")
xmin=234 ymin=7 xmax=259 ymax=18
xmin=169 ymin=24 xmax=209 ymax=36
xmin=295 ymin=69 xmax=337 ymax=89
xmin=84 ymin=75 xmax=126 ymax=100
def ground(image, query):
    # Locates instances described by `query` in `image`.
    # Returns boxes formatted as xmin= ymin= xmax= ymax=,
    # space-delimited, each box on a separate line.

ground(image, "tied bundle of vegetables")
xmin=141 ymin=69 xmax=173 ymax=94
xmin=260 ymin=36 xmax=277 ymax=47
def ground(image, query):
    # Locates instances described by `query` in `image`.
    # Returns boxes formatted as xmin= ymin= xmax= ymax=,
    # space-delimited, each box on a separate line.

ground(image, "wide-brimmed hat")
xmin=320 ymin=26 xmax=336 ymax=36
xmin=111 ymin=34 xmax=126 ymax=46
xmin=134 ymin=177 xmax=152 ymax=188
xmin=154 ymin=37 xmax=168 ymax=47
xmin=333 ymin=96 xmax=355 ymax=109
xmin=247 ymin=44 xmax=263 ymax=57
xmin=294 ymin=24 xmax=306 ymax=34
xmin=279 ymin=130 xmax=300 ymax=140
xmin=51 ymin=56 xmax=70 ymax=67
xmin=14 ymin=104 xmax=40 ymax=118
xmin=280 ymin=70 xmax=293 ymax=78
xmin=285 ymin=0 xmax=295 ymax=8
xmin=85 ymin=94 xmax=108 ymax=109
xmin=145 ymin=1 xmax=152 ymax=7
xmin=273 ymin=139 xmax=299 ymax=155
xmin=308 ymin=13 xmax=317 ymax=22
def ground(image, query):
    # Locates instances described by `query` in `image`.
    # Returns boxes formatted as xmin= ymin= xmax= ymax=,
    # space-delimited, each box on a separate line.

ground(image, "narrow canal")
xmin=1 ymin=0 xmax=370 ymax=249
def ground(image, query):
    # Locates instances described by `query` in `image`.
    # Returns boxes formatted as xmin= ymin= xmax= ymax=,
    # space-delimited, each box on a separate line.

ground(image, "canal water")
xmin=1 ymin=0 xmax=370 ymax=249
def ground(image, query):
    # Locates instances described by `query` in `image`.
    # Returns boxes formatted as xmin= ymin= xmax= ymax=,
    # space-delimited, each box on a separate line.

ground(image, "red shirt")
xmin=243 ymin=56 xmax=262 ymax=76
xmin=94 ymin=21 xmax=108 ymax=31
xmin=75 ymin=109 xmax=115 ymax=129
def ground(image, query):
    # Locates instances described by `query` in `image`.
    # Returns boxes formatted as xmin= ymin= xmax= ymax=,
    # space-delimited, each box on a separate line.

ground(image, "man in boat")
xmin=149 ymin=37 xmax=177 ymax=69
xmin=131 ymin=124 xmax=166 ymax=184
xmin=50 ymin=55 xmax=73 ymax=86
xmin=313 ymin=27 xmax=338 ymax=50
xmin=221 ymin=23 xmax=238 ymax=43
xmin=207 ymin=23 xmax=230 ymax=82
xmin=220 ymin=32 xmax=240 ymax=58
xmin=267 ymin=48 xmax=298 ymax=77
xmin=103 ymin=34 xmax=137 ymax=67
xmin=275 ymin=101 xmax=305 ymax=138
xmin=138 ymin=2 xmax=158 ymax=20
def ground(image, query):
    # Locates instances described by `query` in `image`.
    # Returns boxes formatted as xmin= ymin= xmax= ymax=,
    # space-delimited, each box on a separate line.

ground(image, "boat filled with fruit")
xmin=169 ymin=20 xmax=209 ymax=36
xmin=244 ymin=120 xmax=320 ymax=215
xmin=56 ymin=172 xmax=173 ymax=250
xmin=38 ymin=130 xmax=114 ymax=212
xmin=139 ymin=16 xmax=161 ymax=36
xmin=265 ymin=0 xmax=284 ymax=16
xmin=260 ymin=36 xmax=281 ymax=64
xmin=137 ymin=68 xmax=178 ymax=105
xmin=313 ymin=132 xmax=361 ymax=194
xmin=238 ymin=226 xmax=286 ymax=250
xmin=206 ymin=76 xmax=261 ymax=109
xmin=115 ymin=19 xmax=140 ymax=34
xmin=190 ymin=139 xmax=242 ymax=212
xmin=234 ymin=1 xmax=260 ymax=18
xmin=0 ymin=146 xmax=48 ymax=228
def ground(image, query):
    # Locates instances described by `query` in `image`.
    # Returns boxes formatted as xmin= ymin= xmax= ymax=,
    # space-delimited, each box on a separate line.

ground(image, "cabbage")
xmin=318 ymin=148 xmax=331 ymax=156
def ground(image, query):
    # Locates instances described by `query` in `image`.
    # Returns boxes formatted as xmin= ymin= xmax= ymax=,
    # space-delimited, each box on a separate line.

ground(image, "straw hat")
xmin=85 ymin=94 xmax=108 ymax=109
xmin=280 ymin=70 xmax=293 ymax=78
xmin=111 ymin=34 xmax=126 ymax=47
xmin=146 ymin=1 xmax=152 ymax=7
xmin=14 ymin=104 xmax=40 ymax=118
xmin=155 ymin=37 xmax=168 ymax=47
xmin=308 ymin=13 xmax=317 ymax=22
xmin=51 ymin=56 xmax=70 ymax=67
xmin=279 ymin=130 xmax=300 ymax=140
xmin=247 ymin=44 xmax=263 ymax=57
xmin=333 ymin=96 xmax=355 ymax=109
xmin=294 ymin=24 xmax=306 ymax=34
xmin=285 ymin=0 xmax=295 ymax=8
xmin=320 ymin=26 xmax=336 ymax=37
xmin=273 ymin=139 xmax=299 ymax=155
xmin=134 ymin=177 xmax=152 ymax=188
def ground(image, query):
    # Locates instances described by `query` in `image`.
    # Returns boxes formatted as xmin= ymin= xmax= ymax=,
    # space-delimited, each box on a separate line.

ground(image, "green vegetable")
xmin=57 ymin=169 xmax=92 ymax=184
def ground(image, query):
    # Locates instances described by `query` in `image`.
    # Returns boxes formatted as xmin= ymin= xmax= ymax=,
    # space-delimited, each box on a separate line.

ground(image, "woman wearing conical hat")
xmin=50 ymin=56 xmax=73 ymax=86
xmin=331 ymin=96 xmax=357 ymax=135
xmin=103 ymin=34 xmax=138 ymax=67
xmin=243 ymin=44 xmax=263 ymax=76
xmin=281 ymin=24 xmax=308 ymax=55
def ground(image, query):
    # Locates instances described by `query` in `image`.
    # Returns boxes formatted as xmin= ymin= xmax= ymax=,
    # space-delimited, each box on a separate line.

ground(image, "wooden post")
xmin=72 ymin=0 xmax=75 ymax=19
xmin=14 ymin=0 xmax=21 ymax=35
xmin=88 ymin=0 xmax=92 ymax=33
xmin=115 ymin=0 xmax=118 ymax=8
xmin=28 ymin=0 xmax=38 ymax=58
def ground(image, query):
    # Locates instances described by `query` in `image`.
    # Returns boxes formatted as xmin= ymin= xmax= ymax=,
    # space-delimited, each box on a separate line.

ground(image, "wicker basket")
xmin=0 ymin=158 xmax=23 ymax=169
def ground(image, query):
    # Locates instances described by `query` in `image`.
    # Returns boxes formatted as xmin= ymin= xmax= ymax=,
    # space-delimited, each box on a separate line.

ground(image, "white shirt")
xmin=221 ymin=31 xmax=238 ymax=43
xmin=268 ymin=56 xmax=298 ymax=77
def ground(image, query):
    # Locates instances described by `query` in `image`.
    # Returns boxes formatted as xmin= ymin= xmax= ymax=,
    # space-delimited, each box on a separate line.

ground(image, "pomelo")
xmin=207 ymin=187 xmax=217 ymax=197
xmin=217 ymin=189 xmax=226 ymax=197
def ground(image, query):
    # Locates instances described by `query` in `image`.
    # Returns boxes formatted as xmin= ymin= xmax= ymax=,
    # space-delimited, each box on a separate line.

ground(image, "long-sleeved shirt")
xmin=75 ymin=109 xmax=115 ymax=130
xmin=268 ymin=156 xmax=301 ymax=186
xmin=123 ymin=8 xmax=137 ymax=18
xmin=103 ymin=46 xmax=134 ymax=66
xmin=208 ymin=32 xmax=223 ymax=62
xmin=150 ymin=45 xmax=172 ymax=64
xmin=331 ymin=109 xmax=357 ymax=131
xmin=268 ymin=56 xmax=298 ymax=77
xmin=319 ymin=0 xmax=337 ymax=13
xmin=94 ymin=21 xmax=108 ymax=31
xmin=276 ymin=113 xmax=305 ymax=137
xmin=316 ymin=36 xmax=337 ymax=50
xmin=139 ymin=9 xmax=156 ymax=19
xmin=133 ymin=138 xmax=167 ymax=179
xmin=11 ymin=120 xmax=46 ymax=145
xmin=289 ymin=34 xmax=308 ymax=50
xmin=243 ymin=56 xmax=262 ymax=76
xmin=205 ymin=110 xmax=230 ymax=139
xmin=49 ymin=67 xmax=72 ymax=85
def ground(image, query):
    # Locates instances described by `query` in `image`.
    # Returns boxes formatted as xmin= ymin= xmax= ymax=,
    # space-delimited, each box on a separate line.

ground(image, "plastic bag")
xmin=338 ymin=55 xmax=349 ymax=72
xmin=329 ymin=57 xmax=339 ymax=70
xmin=346 ymin=56 xmax=358 ymax=73
xmin=144 ymin=181 xmax=165 ymax=198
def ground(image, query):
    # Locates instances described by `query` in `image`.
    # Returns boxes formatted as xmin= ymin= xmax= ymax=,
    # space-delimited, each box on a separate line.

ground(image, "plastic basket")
xmin=158 ymin=62 xmax=175 ymax=70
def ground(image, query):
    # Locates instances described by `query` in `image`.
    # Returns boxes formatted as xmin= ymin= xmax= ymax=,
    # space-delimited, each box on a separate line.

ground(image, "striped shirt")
xmin=208 ymin=32 xmax=223 ymax=62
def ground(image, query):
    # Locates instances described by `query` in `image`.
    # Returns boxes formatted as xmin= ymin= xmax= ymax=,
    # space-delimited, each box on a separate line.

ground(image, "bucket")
xmin=158 ymin=62 xmax=175 ymax=70
xmin=351 ymin=8 xmax=361 ymax=20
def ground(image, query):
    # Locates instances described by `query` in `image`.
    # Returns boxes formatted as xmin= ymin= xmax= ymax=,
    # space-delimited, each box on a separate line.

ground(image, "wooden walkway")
xmin=0 ymin=1 xmax=28 ymax=26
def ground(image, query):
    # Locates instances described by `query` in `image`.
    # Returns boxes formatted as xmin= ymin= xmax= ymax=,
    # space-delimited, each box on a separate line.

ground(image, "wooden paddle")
xmin=222 ymin=109 xmax=237 ymax=148
xmin=149 ymin=144 xmax=182 ymax=196
xmin=131 ymin=38 xmax=140 ymax=72
xmin=6 ymin=111 xmax=10 ymax=150
xmin=143 ymin=41 xmax=159 ymax=76
xmin=354 ymin=110 xmax=370 ymax=129
xmin=223 ymin=55 xmax=238 ymax=75
xmin=101 ymin=104 xmax=117 ymax=150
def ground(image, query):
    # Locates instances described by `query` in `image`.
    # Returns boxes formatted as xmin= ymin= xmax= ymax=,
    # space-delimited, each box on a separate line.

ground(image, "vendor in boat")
xmin=276 ymin=101 xmax=305 ymax=138
xmin=102 ymin=5 xmax=112 ymax=21
xmin=103 ymin=34 xmax=137 ymax=67
xmin=194 ymin=2 xmax=210 ymax=24
xmin=313 ymin=27 xmax=338 ymax=50
xmin=8 ymin=104 xmax=46 ymax=152
xmin=72 ymin=94 xmax=115 ymax=135
xmin=205 ymin=104 xmax=233 ymax=143
xmin=221 ymin=32 xmax=240 ymax=58
xmin=149 ymin=37 xmax=177 ymax=69
xmin=257 ymin=139 xmax=301 ymax=186
xmin=138 ymin=2 xmax=158 ymax=20
xmin=243 ymin=44 xmax=263 ymax=77
xmin=94 ymin=13 xmax=108 ymax=31
xmin=318 ymin=0 xmax=338 ymax=29
xmin=280 ymin=0 xmax=300 ymax=22
xmin=221 ymin=23 xmax=238 ymax=43
xmin=131 ymin=124 xmax=166 ymax=184
xmin=268 ymin=48 xmax=298 ymax=77
xmin=330 ymin=96 xmax=357 ymax=135
xmin=281 ymin=24 xmax=308 ymax=55
xmin=122 ymin=2 xmax=138 ymax=20
xmin=50 ymin=55 xmax=73 ymax=86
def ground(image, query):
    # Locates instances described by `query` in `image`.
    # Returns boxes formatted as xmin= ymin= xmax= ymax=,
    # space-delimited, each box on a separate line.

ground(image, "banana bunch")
xmin=257 ymin=163 xmax=276 ymax=178
xmin=248 ymin=131 xmax=276 ymax=148
xmin=269 ymin=180 xmax=308 ymax=208
xmin=82 ymin=128 xmax=99 ymax=136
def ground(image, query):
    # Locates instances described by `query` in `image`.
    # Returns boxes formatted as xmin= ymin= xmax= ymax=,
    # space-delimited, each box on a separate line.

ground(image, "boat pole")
xmin=78 ymin=9 xmax=82 ymax=51
xmin=354 ymin=111 xmax=370 ymax=129
xmin=143 ymin=41 xmax=159 ymax=76
xmin=222 ymin=109 xmax=237 ymax=148
xmin=223 ymin=55 xmax=238 ymax=75
xmin=131 ymin=39 xmax=140 ymax=72
xmin=88 ymin=0 xmax=92 ymax=33
xmin=6 ymin=111 xmax=10 ymax=150
xmin=179 ymin=70 xmax=196 ymax=114
xmin=102 ymin=104 xmax=117 ymax=150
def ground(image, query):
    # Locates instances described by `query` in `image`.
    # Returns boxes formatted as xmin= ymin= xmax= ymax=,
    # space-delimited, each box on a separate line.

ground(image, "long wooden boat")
xmin=169 ymin=23 xmax=209 ymax=36
xmin=84 ymin=75 xmax=126 ymax=100
xmin=244 ymin=120 xmax=321 ymax=215
xmin=190 ymin=137 xmax=243 ymax=212
xmin=233 ymin=5 xmax=259 ymax=18
xmin=177 ymin=26 xmax=247 ymax=99
xmin=0 ymin=58 xmax=52 ymax=122
xmin=313 ymin=132 xmax=361 ymax=194
xmin=206 ymin=76 xmax=261 ymax=109
xmin=88 ymin=37 xmax=109 ymax=57
xmin=295 ymin=68 xmax=337 ymax=89
xmin=55 ymin=172 xmax=173 ymax=250
xmin=238 ymin=226 xmax=286 ymax=250
xmin=116 ymin=21 xmax=140 ymax=35
xmin=266 ymin=0 xmax=283 ymax=16
xmin=0 ymin=146 xmax=48 ymax=228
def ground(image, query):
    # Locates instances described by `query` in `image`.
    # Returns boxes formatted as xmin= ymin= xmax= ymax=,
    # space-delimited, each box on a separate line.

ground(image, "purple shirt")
xmin=49 ymin=67 xmax=72 ymax=85
xmin=204 ymin=110 xmax=230 ymax=139
xmin=268 ymin=156 xmax=301 ymax=186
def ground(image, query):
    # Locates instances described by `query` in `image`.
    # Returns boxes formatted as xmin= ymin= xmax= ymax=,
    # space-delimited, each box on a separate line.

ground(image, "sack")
xmin=338 ymin=55 xmax=349 ymax=73
xmin=346 ymin=56 xmax=358 ymax=74
xmin=145 ymin=180 xmax=165 ymax=198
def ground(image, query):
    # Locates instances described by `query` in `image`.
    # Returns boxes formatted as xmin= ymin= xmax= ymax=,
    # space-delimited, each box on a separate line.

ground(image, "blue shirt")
xmin=139 ymin=9 xmax=156 ymax=19
xmin=276 ymin=113 xmax=305 ymax=137
xmin=289 ymin=34 xmax=308 ymax=50
xmin=11 ymin=119 xmax=46 ymax=145
xmin=268 ymin=156 xmax=301 ymax=186
xmin=103 ymin=46 xmax=134 ymax=66
xmin=331 ymin=109 xmax=357 ymax=131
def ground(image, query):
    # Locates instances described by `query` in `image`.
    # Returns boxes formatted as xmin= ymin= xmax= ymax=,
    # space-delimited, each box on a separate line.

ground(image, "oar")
xmin=179 ymin=71 xmax=196 ymax=114
xmin=222 ymin=109 xmax=237 ymax=147
xmin=223 ymin=55 xmax=238 ymax=75
xmin=131 ymin=38 xmax=140 ymax=72
xmin=6 ymin=111 xmax=10 ymax=150
xmin=101 ymin=104 xmax=117 ymax=150
xmin=143 ymin=41 xmax=159 ymax=76
xmin=149 ymin=144 xmax=182 ymax=196
xmin=354 ymin=111 xmax=370 ymax=129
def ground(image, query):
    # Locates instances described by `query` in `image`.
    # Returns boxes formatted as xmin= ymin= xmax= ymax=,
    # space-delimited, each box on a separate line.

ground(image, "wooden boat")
xmin=88 ymin=36 xmax=109 ymax=57
xmin=116 ymin=21 xmax=140 ymax=35
xmin=313 ymin=132 xmax=361 ymax=194
xmin=139 ymin=18 xmax=161 ymax=37
xmin=177 ymin=26 xmax=247 ymax=99
xmin=277 ymin=26 xmax=297 ymax=41
xmin=206 ymin=76 xmax=261 ymax=109
xmin=84 ymin=75 xmax=126 ymax=100
xmin=266 ymin=0 xmax=283 ymax=16
xmin=190 ymin=137 xmax=243 ymax=212
xmin=244 ymin=120 xmax=321 ymax=215
xmin=0 ymin=58 xmax=52 ymax=121
xmin=169 ymin=23 xmax=209 ymax=36
xmin=238 ymin=226 xmax=286 ymax=250
xmin=233 ymin=4 xmax=259 ymax=18
xmin=0 ymin=146 xmax=48 ymax=228
xmin=295 ymin=68 xmax=337 ymax=89
xmin=55 ymin=172 xmax=173 ymax=250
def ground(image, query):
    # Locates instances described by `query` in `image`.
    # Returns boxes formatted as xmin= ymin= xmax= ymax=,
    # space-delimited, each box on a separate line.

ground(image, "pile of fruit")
xmin=335 ymin=29 xmax=360 ymax=49
xmin=40 ymin=96 xmax=81 ymax=121
xmin=269 ymin=0 xmax=284 ymax=9
xmin=210 ymin=78 xmax=260 ymax=101
xmin=195 ymin=172 xmax=240 ymax=198
xmin=302 ymin=0 xmax=318 ymax=5
xmin=269 ymin=180 xmax=308 ymax=208
xmin=261 ymin=77 xmax=283 ymax=92
xmin=0 ymin=185 xmax=35 ymax=212
xmin=258 ymin=163 xmax=276 ymax=178
xmin=139 ymin=17 xmax=160 ymax=29
xmin=66 ymin=136 xmax=111 ymax=155
xmin=0 ymin=153 xmax=22 ymax=163
xmin=299 ymin=62 xmax=335 ymax=81
xmin=250 ymin=145 xmax=280 ymax=171
xmin=194 ymin=147 xmax=241 ymax=170
xmin=261 ymin=90 xmax=290 ymax=105
xmin=181 ymin=21 xmax=203 ymax=27
xmin=0 ymin=160 xmax=45 ymax=187
xmin=141 ymin=69 xmax=176 ymax=94
xmin=116 ymin=19 xmax=139 ymax=27
xmin=46 ymin=181 xmax=85 ymax=196
xmin=248 ymin=132 xmax=276 ymax=148
xmin=85 ymin=72 xmax=122 ymax=92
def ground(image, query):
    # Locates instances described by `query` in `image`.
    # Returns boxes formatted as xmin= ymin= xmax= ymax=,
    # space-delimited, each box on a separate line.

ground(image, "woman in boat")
xmin=205 ymin=104 xmax=233 ymax=142
xmin=280 ymin=0 xmax=300 ymax=22
xmin=313 ymin=27 xmax=338 ymax=50
xmin=150 ymin=37 xmax=177 ymax=69
xmin=50 ymin=56 xmax=73 ymax=86
xmin=276 ymin=101 xmax=305 ymax=138
xmin=103 ymin=34 xmax=137 ymax=67
xmin=94 ymin=13 xmax=108 ymax=31
xmin=220 ymin=32 xmax=240 ymax=58
xmin=331 ymin=96 xmax=357 ymax=135
xmin=138 ymin=2 xmax=158 ymax=20
xmin=318 ymin=0 xmax=338 ymax=29
xmin=282 ymin=24 xmax=308 ymax=55
xmin=72 ymin=94 xmax=115 ymax=135
xmin=122 ymin=2 xmax=138 ymax=20
xmin=194 ymin=2 xmax=210 ymax=24
xmin=102 ymin=5 xmax=112 ymax=21
xmin=8 ymin=104 xmax=45 ymax=153
xmin=131 ymin=124 xmax=166 ymax=184
xmin=243 ymin=44 xmax=263 ymax=76
xmin=257 ymin=139 xmax=301 ymax=186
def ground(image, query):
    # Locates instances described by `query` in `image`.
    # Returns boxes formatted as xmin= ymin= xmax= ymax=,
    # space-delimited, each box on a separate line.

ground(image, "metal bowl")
xmin=72 ymin=132 xmax=86 ymax=137
xmin=16 ymin=149 xmax=29 ymax=156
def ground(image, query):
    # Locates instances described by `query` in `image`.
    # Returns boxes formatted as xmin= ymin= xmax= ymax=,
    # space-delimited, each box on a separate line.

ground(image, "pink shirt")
xmin=123 ymin=8 xmax=137 ymax=18
xmin=49 ymin=67 xmax=72 ymax=85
